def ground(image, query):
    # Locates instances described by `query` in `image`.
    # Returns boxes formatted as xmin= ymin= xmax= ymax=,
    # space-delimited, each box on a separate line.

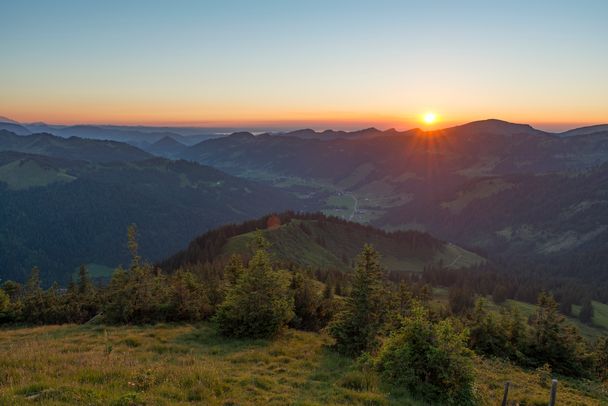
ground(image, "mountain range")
xmin=173 ymin=119 xmax=608 ymax=285
xmin=1 ymin=117 xmax=608 ymax=288
xmin=0 ymin=133 xmax=314 ymax=282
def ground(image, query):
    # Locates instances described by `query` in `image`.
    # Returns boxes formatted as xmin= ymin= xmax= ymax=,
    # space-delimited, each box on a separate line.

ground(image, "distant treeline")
xmin=422 ymin=263 xmax=599 ymax=321
xmin=159 ymin=211 xmax=443 ymax=270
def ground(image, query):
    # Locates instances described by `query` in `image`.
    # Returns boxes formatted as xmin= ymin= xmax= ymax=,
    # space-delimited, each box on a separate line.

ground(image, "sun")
xmin=423 ymin=112 xmax=438 ymax=125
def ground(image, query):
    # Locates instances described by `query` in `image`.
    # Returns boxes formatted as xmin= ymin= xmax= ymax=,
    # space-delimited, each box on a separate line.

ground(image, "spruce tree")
xmin=529 ymin=292 xmax=587 ymax=376
xmin=376 ymin=302 xmax=476 ymax=405
xmin=328 ymin=244 xmax=385 ymax=356
xmin=78 ymin=264 xmax=93 ymax=295
xmin=22 ymin=267 xmax=46 ymax=324
xmin=215 ymin=239 xmax=293 ymax=338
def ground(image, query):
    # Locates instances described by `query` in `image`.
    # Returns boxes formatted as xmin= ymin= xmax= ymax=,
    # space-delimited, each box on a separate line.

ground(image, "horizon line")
xmin=4 ymin=116 xmax=607 ymax=134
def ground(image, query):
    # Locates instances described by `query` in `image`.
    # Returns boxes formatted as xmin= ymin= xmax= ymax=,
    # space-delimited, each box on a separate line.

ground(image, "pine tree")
xmin=22 ymin=267 xmax=46 ymax=324
xmin=215 ymin=240 xmax=294 ymax=338
xmin=170 ymin=270 xmax=212 ymax=321
xmin=224 ymin=254 xmax=245 ymax=286
xmin=289 ymin=269 xmax=333 ymax=331
xmin=529 ymin=292 xmax=588 ymax=376
xmin=78 ymin=264 xmax=93 ymax=295
xmin=328 ymin=244 xmax=385 ymax=356
xmin=44 ymin=282 xmax=63 ymax=323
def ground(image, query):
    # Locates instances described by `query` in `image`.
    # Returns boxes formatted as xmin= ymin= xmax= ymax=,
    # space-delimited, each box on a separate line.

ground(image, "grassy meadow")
xmin=0 ymin=323 xmax=606 ymax=405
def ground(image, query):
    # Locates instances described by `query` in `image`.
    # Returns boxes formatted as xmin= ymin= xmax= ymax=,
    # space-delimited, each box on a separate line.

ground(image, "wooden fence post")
xmin=501 ymin=381 xmax=510 ymax=406
xmin=549 ymin=379 xmax=558 ymax=406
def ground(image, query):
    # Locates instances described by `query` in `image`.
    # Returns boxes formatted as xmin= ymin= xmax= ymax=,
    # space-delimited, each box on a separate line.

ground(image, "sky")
xmin=1 ymin=0 xmax=607 ymax=131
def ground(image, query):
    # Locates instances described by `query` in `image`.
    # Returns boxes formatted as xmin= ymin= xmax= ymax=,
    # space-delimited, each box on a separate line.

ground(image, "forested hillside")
xmin=176 ymin=122 xmax=608 ymax=290
xmin=0 ymin=153 xmax=311 ymax=283
xmin=0 ymin=130 xmax=152 ymax=162
xmin=160 ymin=212 xmax=483 ymax=273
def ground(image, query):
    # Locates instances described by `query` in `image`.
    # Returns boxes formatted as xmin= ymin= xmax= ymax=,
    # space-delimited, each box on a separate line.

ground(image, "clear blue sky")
xmin=1 ymin=0 xmax=607 ymax=130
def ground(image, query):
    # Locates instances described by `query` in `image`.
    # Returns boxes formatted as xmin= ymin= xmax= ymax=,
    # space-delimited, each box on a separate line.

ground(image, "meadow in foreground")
xmin=0 ymin=323 xmax=606 ymax=405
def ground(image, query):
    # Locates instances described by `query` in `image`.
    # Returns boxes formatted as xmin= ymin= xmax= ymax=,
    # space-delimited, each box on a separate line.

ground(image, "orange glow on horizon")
xmin=0 ymin=105 xmax=604 ymax=133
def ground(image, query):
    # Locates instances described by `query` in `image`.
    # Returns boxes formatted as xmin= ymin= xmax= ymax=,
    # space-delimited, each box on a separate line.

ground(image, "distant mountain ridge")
xmin=0 ymin=151 xmax=311 ymax=283
xmin=0 ymin=122 xmax=31 ymax=135
xmin=0 ymin=116 xmax=20 ymax=124
xmin=174 ymin=118 xmax=608 ymax=286
xmin=0 ymin=130 xmax=152 ymax=162
xmin=559 ymin=124 xmax=608 ymax=137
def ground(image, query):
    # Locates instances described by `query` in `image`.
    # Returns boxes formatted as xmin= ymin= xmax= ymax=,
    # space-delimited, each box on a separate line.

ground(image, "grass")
xmin=0 ymin=323 xmax=605 ymax=405
xmin=221 ymin=219 xmax=483 ymax=273
xmin=0 ymin=159 xmax=75 ymax=190
xmin=572 ymin=301 xmax=608 ymax=330
xmin=440 ymin=178 xmax=513 ymax=214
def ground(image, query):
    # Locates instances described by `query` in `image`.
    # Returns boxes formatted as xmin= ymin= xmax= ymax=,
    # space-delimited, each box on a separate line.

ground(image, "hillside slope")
xmin=0 ymin=154 xmax=312 ymax=283
xmin=0 ymin=130 xmax=152 ymax=162
xmin=161 ymin=212 xmax=484 ymax=273
xmin=177 ymin=122 xmax=608 ymax=285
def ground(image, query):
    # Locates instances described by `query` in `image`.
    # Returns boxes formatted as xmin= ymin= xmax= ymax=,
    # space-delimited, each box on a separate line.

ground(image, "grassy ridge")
xmin=0 ymin=324 xmax=605 ymax=405
xmin=0 ymin=159 xmax=75 ymax=190
xmin=221 ymin=219 xmax=484 ymax=273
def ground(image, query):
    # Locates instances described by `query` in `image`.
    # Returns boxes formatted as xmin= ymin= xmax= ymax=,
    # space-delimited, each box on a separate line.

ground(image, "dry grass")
xmin=0 ymin=323 xmax=605 ymax=405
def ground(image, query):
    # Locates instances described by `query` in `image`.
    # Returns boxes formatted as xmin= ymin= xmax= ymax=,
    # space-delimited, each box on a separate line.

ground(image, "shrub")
xmin=214 ymin=246 xmax=293 ymax=338
xmin=376 ymin=303 xmax=477 ymax=405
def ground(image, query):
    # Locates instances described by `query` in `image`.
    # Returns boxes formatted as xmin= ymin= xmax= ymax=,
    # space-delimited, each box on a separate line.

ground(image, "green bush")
xmin=214 ymin=247 xmax=293 ymax=338
xmin=0 ymin=289 xmax=9 ymax=321
xmin=376 ymin=303 xmax=477 ymax=405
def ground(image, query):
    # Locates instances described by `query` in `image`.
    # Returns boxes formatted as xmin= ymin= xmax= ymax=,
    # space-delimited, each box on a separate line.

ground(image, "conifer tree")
xmin=170 ymin=270 xmax=212 ymax=321
xmin=215 ymin=236 xmax=293 ymax=338
xmin=224 ymin=254 xmax=245 ymax=286
xmin=78 ymin=264 xmax=93 ymax=295
xmin=376 ymin=302 xmax=476 ymax=405
xmin=328 ymin=244 xmax=385 ymax=356
xmin=22 ymin=267 xmax=46 ymax=324
xmin=529 ymin=292 xmax=588 ymax=376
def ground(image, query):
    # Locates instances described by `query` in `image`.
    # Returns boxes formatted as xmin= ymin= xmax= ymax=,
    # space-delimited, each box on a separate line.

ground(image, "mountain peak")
xmin=152 ymin=135 xmax=184 ymax=147
xmin=446 ymin=119 xmax=547 ymax=136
